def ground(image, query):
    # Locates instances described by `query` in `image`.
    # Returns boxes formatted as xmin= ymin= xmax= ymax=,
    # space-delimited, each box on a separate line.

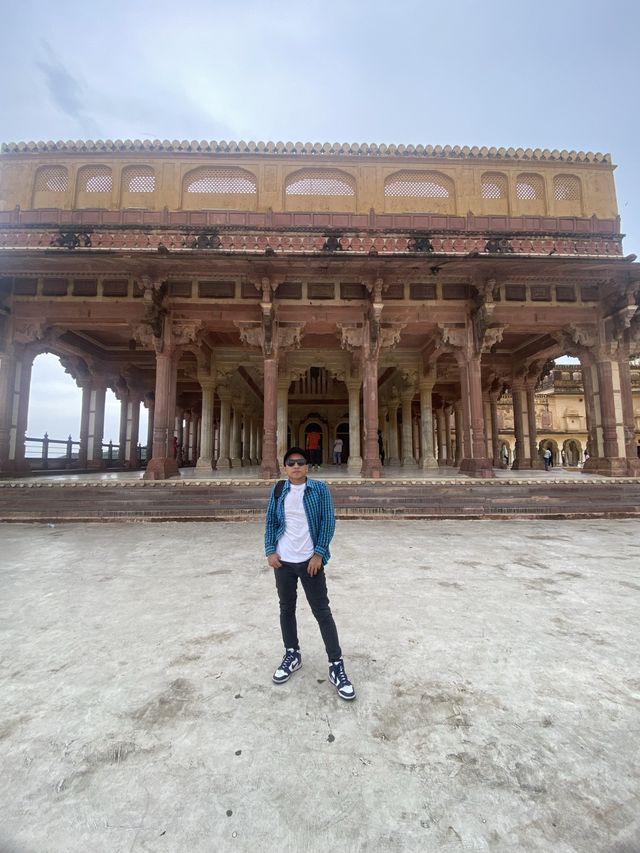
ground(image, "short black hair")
xmin=283 ymin=446 xmax=309 ymax=464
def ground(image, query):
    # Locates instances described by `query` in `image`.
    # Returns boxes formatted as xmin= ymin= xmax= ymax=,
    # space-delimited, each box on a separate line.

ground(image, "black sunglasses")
xmin=285 ymin=459 xmax=307 ymax=467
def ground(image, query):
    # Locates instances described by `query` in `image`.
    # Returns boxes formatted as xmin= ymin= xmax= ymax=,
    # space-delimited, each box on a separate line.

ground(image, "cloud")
xmin=36 ymin=40 xmax=99 ymax=136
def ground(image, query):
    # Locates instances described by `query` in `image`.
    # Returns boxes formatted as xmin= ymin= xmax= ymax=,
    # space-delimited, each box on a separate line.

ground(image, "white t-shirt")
xmin=277 ymin=482 xmax=315 ymax=562
xmin=334 ymin=439 xmax=343 ymax=452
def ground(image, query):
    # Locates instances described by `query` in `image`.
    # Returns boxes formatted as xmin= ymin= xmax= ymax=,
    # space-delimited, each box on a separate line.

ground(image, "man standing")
xmin=333 ymin=436 xmax=343 ymax=465
xmin=305 ymin=427 xmax=322 ymax=470
xmin=265 ymin=447 xmax=355 ymax=701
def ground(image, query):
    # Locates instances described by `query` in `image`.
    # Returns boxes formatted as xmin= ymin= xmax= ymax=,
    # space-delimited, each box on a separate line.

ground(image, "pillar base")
xmin=510 ymin=459 xmax=532 ymax=470
xmin=216 ymin=458 xmax=231 ymax=469
xmin=347 ymin=456 xmax=363 ymax=475
xmin=195 ymin=456 xmax=214 ymax=471
xmin=582 ymin=456 xmax=629 ymax=477
xmin=260 ymin=460 xmax=280 ymax=479
xmin=0 ymin=459 xmax=32 ymax=477
xmin=438 ymin=458 xmax=449 ymax=467
xmin=231 ymin=457 xmax=242 ymax=467
xmin=402 ymin=457 xmax=419 ymax=469
xmin=86 ymin=460 xmax=105 ymax=471
xmin=143 ymin=457 xmax=179 ymax=480
xmin=530 ymin=458 xmax=546 ymax=470
xmin=626 ymin=459 xmax=640 ymax=476
xmin=459 ymin=457 xmax=495 ymax=478
xmin=421 ymin=455 xmax=439 ymax=470
xmin=361 ymin=460 xmax=382 ymax=478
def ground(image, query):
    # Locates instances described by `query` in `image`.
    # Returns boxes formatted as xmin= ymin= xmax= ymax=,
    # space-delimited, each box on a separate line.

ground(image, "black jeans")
xmin=274 ymin=560 xmax=342 ymax=662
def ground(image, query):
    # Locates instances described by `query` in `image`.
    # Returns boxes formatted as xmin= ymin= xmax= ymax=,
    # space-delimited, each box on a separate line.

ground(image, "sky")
xmin=1 ymin=0 xmax=638 ymax=441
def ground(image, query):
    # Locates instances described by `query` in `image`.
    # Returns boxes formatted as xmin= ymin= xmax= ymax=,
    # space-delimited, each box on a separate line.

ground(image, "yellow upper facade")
xmin=0 ymin=140 xmax=619 ymax=220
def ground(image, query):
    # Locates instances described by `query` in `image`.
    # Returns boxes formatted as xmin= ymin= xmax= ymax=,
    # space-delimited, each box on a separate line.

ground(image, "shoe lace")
xmin=281 ymin=650 xmax=298 ymax=670
xmin=332 ymin=660 xmax=349 ymax=686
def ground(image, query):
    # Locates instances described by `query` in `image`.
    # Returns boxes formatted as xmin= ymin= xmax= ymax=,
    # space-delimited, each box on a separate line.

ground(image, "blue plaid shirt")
xmin=265 ymin=478 xmax=336 ymax=563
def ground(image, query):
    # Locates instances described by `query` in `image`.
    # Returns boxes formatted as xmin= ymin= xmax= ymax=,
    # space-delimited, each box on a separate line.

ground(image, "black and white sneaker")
xmin=272 ymin=649 xmax=302 ymax=684
xmin=329 ymin=659 xmax=356 ymax=700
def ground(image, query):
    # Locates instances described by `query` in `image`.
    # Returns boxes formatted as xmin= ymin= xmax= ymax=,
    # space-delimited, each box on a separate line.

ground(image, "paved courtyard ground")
xmin=1 ymin=519 xmax=639 ymax=853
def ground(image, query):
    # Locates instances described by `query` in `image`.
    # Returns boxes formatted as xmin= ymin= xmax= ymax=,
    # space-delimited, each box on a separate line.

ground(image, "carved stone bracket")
xmin=379 ymin=323 xmax=406 ymax=352
xmin=236 ymin=320 xmax=304 ymax=357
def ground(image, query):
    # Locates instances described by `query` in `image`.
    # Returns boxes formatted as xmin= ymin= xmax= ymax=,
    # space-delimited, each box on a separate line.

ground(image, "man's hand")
xmin=267 ymin=553 xmax=282 ymax=569
xmin=307 ymin=554 xmax=323 ymax=576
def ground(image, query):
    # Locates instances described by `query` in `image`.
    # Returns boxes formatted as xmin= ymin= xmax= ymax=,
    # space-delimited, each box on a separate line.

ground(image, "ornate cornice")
xmin=0 ymin=139 xmax=613 ymax=164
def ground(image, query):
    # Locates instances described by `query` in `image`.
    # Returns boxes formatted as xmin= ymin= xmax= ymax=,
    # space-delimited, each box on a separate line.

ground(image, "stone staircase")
xmin=1 ymin=478 xmax=640 ymax=521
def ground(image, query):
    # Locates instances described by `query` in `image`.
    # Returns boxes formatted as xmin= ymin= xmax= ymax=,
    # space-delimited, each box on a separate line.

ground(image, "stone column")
xmin=143 ymin=344 xmax=179 ymax=480
xmin=444 ymin=405 xmax=453 ymax=462
xmin=583 ymin=351 xmax=628 ymax=476
xmin=276 ymin=376 xmax=289 ymax=465
xmin=346 ymin=378 xmax=362 ymax=474
xmin=261 ymin=356 xmax=280 ymax=478
xmin=216 ymin=387 xmax=232 ymax=469
xmin=125 ymin=392 xmax=142 ymax=468
xmin=144 ymin=393 xmax=154 ymax=465
xmin=412 ymin=416 xmax=420 ymax=462
xmin=249 ymin=415 xmax=257 ymax=465
xmin=482 ymin=393 xmax=492 ymax=460
xmin=361 ymin=355 xmax=381 ymax=478
xmin=241 ymin=410 xmax=251 ymax=465
xmin=510 ymin=380 xmax=531 ymax=470
xmin=454 ymin=400 xmax=463 ymax=466
xmin=618 ymin=354 xmax=640 ymax=475
xmin=457 ymin=354 xmax=493 ymax=477
xmin=0 ymin=347 xmax=33 ymax=476
xmin=387 ymin=401 xmax=400 ymax=465
xmin=526 ymin=384 xmax=544 ymax=469
xmin=79 ymin=379 xmax=107 ymax=470
xmin=117 ymin=384 xmax=129 ymax=465
xmin=196 ymin=380 xmax=216 ymax=470
xmin=489 ymin=390 xmax=501 ymax=467
xmin=183 ymin=411 xmax=192 ymax=464
xmin=436 ymin=405 xmax=448 ymax=465
xmin=580 ymin=358 xmax=599 ymax=466
xmin=257 ymin=418 xmax=263 ymax=465
xmin=230 ymin=404 xmax=242 ymax=467
xmin=419 ymin=377 xmax=438 ymax=469
xmin=401 ymin=391 xmax=418 ymax=467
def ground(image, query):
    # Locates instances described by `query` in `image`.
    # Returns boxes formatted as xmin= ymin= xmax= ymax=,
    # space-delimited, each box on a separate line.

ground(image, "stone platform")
xmin=1 ymin=467 xmax=640 ymax=521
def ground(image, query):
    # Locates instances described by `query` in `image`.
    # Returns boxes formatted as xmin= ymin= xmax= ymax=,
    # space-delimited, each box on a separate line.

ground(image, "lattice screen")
xmin=184 ymin=168 xmax=257 ymax=194
xmin=123 ymin=166 xmax=156 ymax=193
xmin=34 ymin=166 xmax=68 ymax=192
xmin=78 ymin=166 xmax=113 ymax=193
xmin=285 ymin=169 xmax=355 ymax=196
xmin=384 ymin=171 xmax=452 ymax=198
xmin=481 ymin=173 xmax=507 ymax=200
xmin=516 ymin=173 xmax=544 ymax=201
xmin=553 ymin=174 xmax=581 ymax=201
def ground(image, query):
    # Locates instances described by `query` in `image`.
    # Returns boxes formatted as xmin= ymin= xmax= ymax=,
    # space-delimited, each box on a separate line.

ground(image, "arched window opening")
xmin=184 ymin=168 xmax=257 ymax=194
xmin=34 ymin=166 xmax=68 ymax=193
xmin=122 ymin=166 xmax=156 ymax=194
xmin=384 ymin=171 xmax=452 ymax=198
xmin=553 ymin=174 xmax=581 ymax=202
xmin=481 ymin=172 xmax=507 ymax=200
xmin=285 ymin=169 xmax=355 ymax=197
xmin=516 ymin=173 xmax=544 ymax=201
xmin=77 ymin=165 xmax=113 ymax=194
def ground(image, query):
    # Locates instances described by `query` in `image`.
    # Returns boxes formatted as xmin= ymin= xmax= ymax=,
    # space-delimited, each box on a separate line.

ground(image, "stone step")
xmin=1 ymin=480 xmax=639 ymax=521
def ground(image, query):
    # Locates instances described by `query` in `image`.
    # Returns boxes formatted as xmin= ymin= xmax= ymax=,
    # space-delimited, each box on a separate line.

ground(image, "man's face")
xmin=284 ymin=455 xmax=308 ymax=483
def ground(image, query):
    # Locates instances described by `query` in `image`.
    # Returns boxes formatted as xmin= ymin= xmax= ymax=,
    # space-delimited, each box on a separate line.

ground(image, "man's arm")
xmin=312 ymin=482 xmax=336 ymax=562
xmin=264 ymin=488 xmax=279 ymax=557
